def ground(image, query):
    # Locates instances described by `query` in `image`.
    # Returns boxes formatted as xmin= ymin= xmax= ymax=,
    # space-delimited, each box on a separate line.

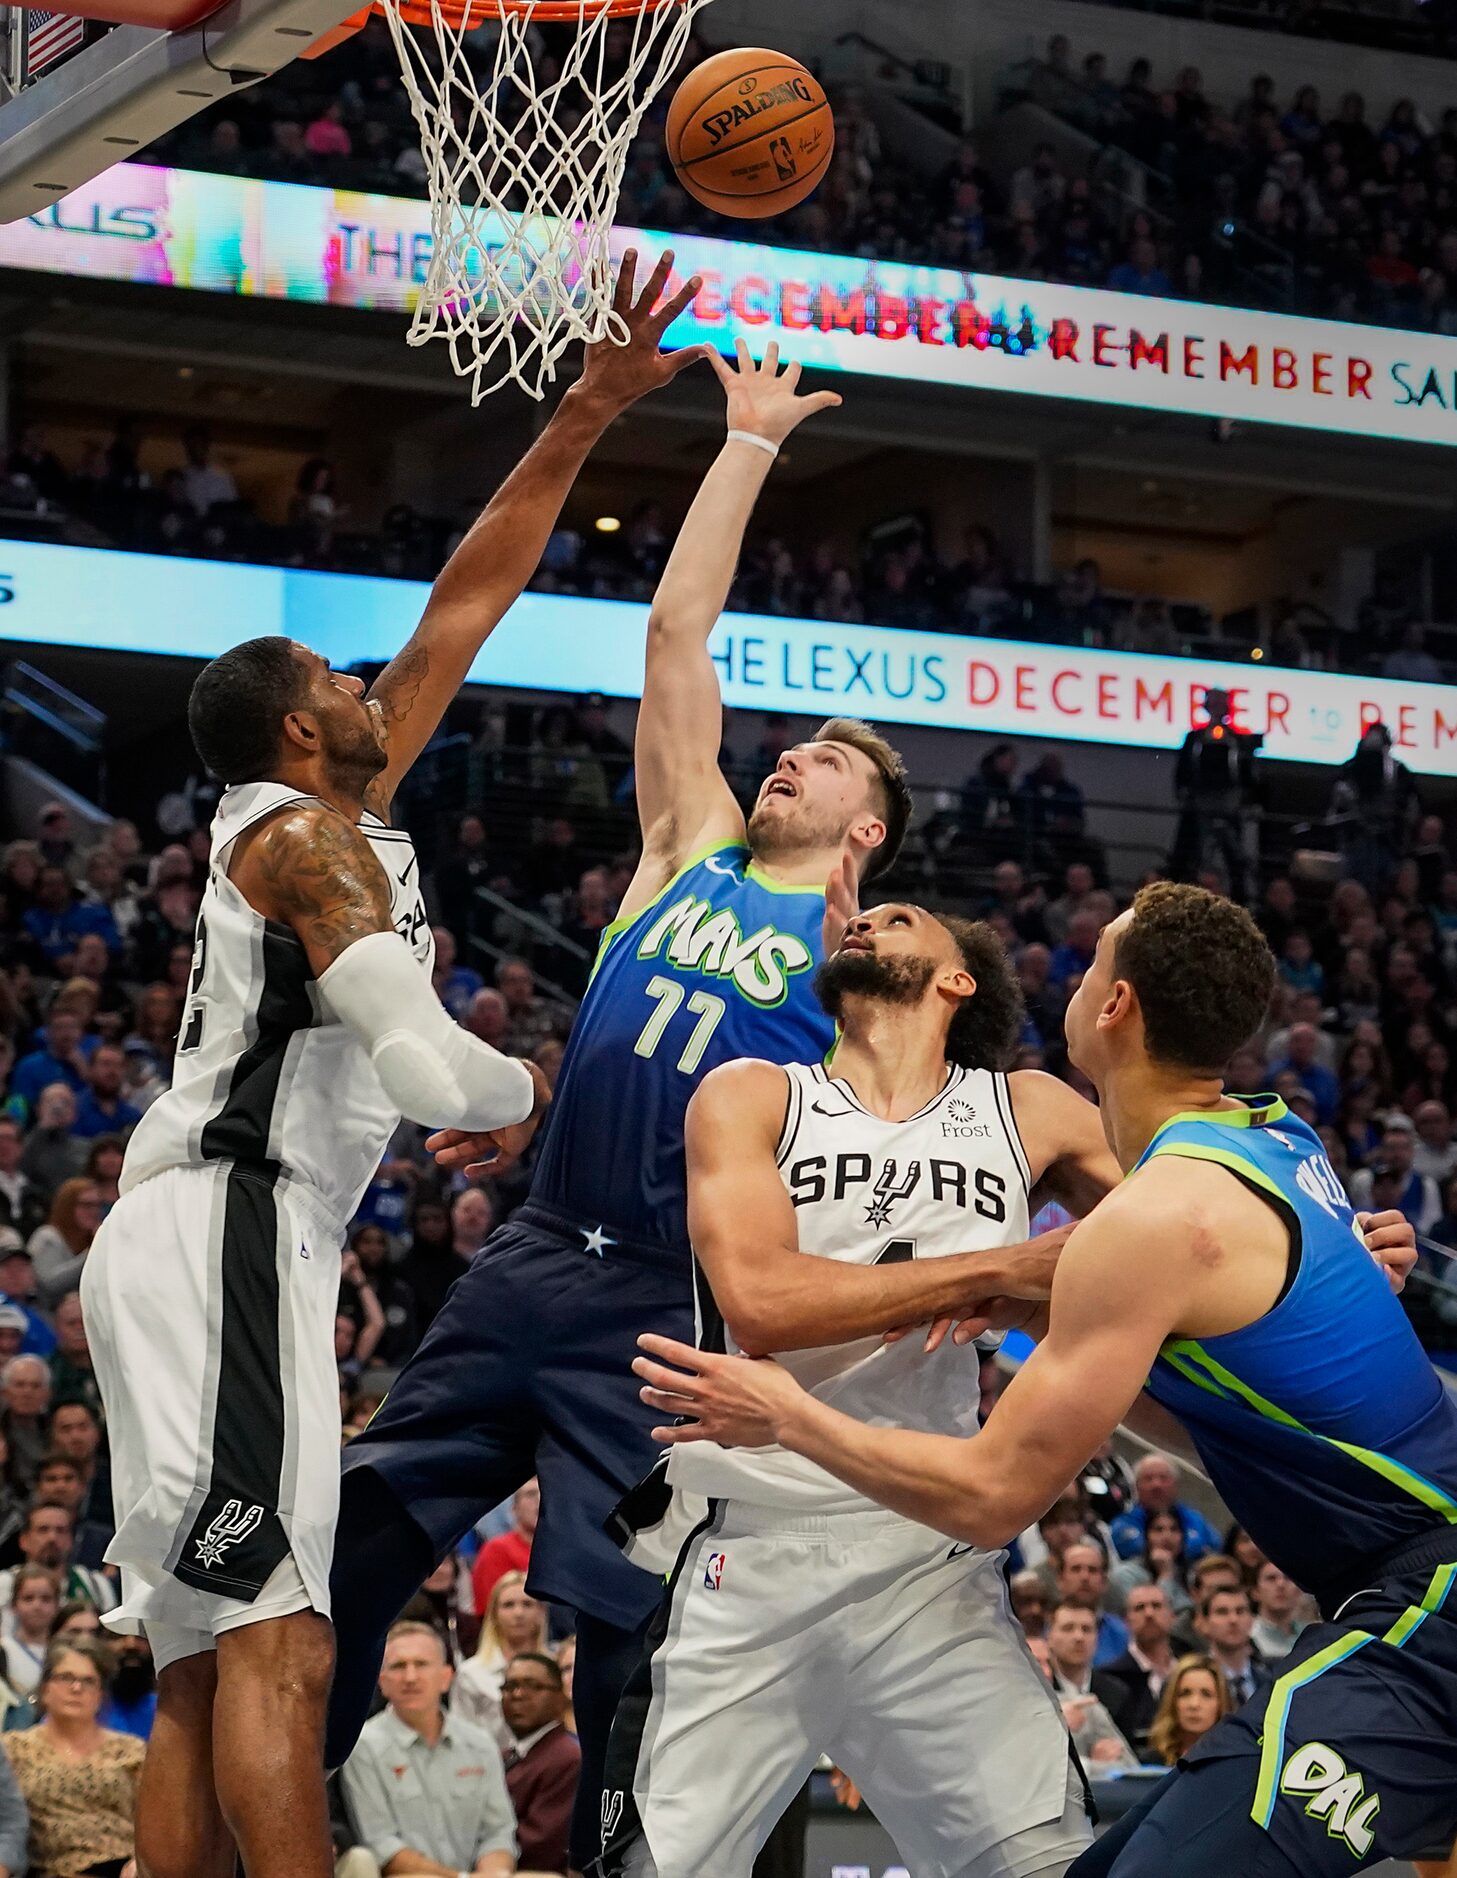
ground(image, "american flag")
xmin=24 ymin=8 xmax=85 ymax=79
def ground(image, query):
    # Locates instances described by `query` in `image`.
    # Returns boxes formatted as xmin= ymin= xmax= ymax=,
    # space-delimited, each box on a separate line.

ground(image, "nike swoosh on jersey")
xmin=703 ymin=856 xmax=742 ymax=877
xmin=811 ymin=1100 xmax=855 ymax=1117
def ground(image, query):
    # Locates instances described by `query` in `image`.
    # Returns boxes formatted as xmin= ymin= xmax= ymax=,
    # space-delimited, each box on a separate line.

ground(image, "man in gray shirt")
xmin=340 ymin=1621 xmax=517 ymax=1878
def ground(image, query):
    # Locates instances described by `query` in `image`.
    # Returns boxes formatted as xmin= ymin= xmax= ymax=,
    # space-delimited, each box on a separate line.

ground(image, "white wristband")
xmin=727 ymin=429 xmax=780 ymax=459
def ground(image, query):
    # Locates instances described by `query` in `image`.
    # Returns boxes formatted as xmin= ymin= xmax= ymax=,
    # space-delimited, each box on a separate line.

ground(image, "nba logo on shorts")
xmin=703 ymin=1550 xmax=726 ymax=1590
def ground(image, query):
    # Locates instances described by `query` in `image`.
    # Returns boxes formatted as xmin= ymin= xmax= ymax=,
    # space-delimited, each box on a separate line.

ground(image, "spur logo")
xmin=194 ymin=1499 xmax=264 ymax=1570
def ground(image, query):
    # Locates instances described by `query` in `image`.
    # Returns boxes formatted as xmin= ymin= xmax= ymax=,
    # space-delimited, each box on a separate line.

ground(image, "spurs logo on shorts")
xmin=600 ymin=1790 xmax=625 ymax=1838
xmin=194 ymin=1500 xmax=265 ymax=1570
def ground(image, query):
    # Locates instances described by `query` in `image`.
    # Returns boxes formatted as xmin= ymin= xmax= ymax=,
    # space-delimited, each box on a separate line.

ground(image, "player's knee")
xmin=217 ymin=1607 xmax=335 ymax=1714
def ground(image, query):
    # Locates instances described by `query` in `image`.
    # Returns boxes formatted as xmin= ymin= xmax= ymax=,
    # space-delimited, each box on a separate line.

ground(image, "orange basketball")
xmin=665 ymin=48 xmax=835 ymax=220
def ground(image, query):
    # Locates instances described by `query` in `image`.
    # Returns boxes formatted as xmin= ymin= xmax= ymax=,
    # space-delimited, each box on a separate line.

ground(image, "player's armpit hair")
xmin=251 ymin=807 xmax=396 ymax=964
xmin=1116 ymin=882 xmax=1276 ymax=1074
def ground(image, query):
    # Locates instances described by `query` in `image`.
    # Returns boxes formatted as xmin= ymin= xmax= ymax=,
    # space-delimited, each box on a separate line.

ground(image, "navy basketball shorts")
xmin=1070 ymin=1558 xmax=1457 ymax=1877
xmin=342 ymin=1202 xmax=695 ymax=1630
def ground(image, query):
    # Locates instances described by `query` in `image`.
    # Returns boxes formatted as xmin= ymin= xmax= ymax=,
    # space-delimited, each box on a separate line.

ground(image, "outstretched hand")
xmin=425 ymin=1065 xmax=552 ymax=1182
xmin=578 ymin=248 xmax=712 ymax=413
xmin=712 ymin=337 xmax=843 ymax=446
xmin=633 ymin=1334 xmax=807 ymax=1448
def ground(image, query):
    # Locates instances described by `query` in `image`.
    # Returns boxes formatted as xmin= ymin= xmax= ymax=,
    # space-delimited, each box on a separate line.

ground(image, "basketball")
xmin=666 ymin=48 xmax=835 ymax=220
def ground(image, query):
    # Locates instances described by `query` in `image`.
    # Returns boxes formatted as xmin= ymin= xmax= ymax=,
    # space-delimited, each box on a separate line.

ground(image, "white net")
xmin=377 ymin=0 xmax=713 ymax=402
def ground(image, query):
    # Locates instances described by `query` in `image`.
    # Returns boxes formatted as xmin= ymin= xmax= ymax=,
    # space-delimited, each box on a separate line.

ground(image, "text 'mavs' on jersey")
xmin=666 ymin=1060 xmax=1032 ymax=1515
xmin=120 ymin=782 xmax=434 ymax=1231
xmin=529 ymin=844 xmax=836 ymax=1247
xmin=1140 ymin=1096 xmax=1457 ymax=1609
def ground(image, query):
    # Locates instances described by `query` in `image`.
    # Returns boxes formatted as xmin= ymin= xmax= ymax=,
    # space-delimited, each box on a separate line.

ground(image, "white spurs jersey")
xmin=668 ymin=1059 xmax=1032 ymax=1514
xmin=120 ymin=781 xmax=434 ymax=1230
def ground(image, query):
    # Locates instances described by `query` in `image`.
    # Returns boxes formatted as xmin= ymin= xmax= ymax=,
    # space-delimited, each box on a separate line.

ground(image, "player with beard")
xmin=80 ymin=256 xmax=703 ymax=1878
xmin=325 ymin=343 xmax=905 ymax=1867
xmin=596 ymin=902 xmax=1129 ymax=1878
xmin=638 ymin=885 xmax=1443 ymax=1878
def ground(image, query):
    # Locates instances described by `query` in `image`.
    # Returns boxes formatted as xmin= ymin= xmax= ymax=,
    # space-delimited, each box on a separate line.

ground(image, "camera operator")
xmin=1328 ymin=721 xmax=1421 ymax=896
xmin=1169 ymin=688 xmax=1263 ymax=902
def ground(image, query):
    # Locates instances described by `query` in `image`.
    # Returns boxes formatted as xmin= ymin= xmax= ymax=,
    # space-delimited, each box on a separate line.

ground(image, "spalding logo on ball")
xmin=666 ymin=47 xmax=836 ymax=220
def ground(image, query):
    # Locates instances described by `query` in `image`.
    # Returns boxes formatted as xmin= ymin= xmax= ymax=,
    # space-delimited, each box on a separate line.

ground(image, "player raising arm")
xmin=600 ymin=905 xmax=1123 ymax=1878
xmin=638 ymin=884 xmax=1457 ymax=1878
xmin=328 ymin=341 xmax=890 ymax=1874
xmin=81 ymin=256 xmax=706 ymax=1878
xmin=360 ymin=248 xmax=708 ymax=823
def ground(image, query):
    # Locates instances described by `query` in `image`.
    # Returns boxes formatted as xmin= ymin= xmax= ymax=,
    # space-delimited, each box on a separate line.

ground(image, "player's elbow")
xmin=942 ymin=1486 xmax=1022 ymax=1552
xmin=645 ymin=600 xmax=701 ymax=653
xmin=716 ymin=1278 xmax=799 ymax=1359
xmin=720 ymin=1295 xmax=777 ymax=1359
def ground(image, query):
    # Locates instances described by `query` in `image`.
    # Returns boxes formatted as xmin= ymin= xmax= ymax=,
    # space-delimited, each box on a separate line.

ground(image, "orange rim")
xmin=377 ymin=0 xmax=681 ymax=23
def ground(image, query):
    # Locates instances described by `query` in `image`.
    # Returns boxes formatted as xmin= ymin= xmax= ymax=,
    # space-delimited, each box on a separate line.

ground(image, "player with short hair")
xmin=601 ymin=900 xmax=1124 ymax=1878
xmin=641 ymin=881 xmax=1453 ymax=1878
xmin=81 ymin=256 xmax=703 ymax=1878
xmin=325 ymin=341 xmax=908 ymax=1866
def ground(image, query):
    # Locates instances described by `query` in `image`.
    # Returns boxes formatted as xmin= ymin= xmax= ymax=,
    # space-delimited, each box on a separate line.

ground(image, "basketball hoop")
xmin=368 ymin=0 xmax=714 ymax=402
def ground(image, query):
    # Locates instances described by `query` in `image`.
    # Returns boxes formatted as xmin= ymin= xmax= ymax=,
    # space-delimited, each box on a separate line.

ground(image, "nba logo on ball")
xmin=704 ymin=1551 xmax=727 ymax=1590
xmin=666 ymin=48 xmax=835 ymax=219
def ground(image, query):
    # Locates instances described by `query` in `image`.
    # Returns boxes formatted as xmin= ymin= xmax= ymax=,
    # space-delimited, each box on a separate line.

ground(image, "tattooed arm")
xmin=235 ymin=805 xmax=547 ymax=1139
xmin=365 ymin=250 xmax=710 ymax=816
xmin=233 ymin=804 xmax=397 ymax=977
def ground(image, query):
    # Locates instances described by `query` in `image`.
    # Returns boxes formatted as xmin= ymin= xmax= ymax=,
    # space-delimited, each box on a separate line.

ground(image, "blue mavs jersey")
xmin=529 ymin=844 xmax=835 ymax=1248
xmin=1139 ymin=1096 xmax=1457 ymax=1606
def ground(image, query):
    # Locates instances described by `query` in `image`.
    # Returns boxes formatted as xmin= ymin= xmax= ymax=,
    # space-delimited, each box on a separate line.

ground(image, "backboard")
xmin=0 ymin=0 xmax=361 ymax=222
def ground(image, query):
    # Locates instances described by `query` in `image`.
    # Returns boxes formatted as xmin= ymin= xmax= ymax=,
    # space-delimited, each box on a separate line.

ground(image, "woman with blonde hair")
xmin=451 ymin=1570 xmax=547 ymax=1747
xmin=5 ymin=1636 xmax=143 ymax=1876
xmin=28 ymin=1178 xmax=102 ymax=1310
xmin=1145 ymin=1654 xmax=1234 ymax=1767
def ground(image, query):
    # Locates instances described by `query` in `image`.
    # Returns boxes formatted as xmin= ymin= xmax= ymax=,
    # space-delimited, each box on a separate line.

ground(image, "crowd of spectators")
xmin=8 ymin=415 xmax=1456 ymax=688
xmin=1065 ymin=0 xmax=1457 ymax=63
xmin=113 ymin=5 xmax=1457 ymax=342
xmin=1008 ymin=1446 xmax=1321 ymax=1768
xmin=0 ymin=688 xmax=1455 ymax=1862
xmin=1018 ymin=34 xmax=1457 ymax=330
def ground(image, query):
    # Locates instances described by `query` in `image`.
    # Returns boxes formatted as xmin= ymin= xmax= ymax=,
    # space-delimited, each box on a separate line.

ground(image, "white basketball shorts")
xmin=80 ymin=1162 xmax=344 ymax=1671
xmin=599 ymin=1499 xmax=1092 ymax=1878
